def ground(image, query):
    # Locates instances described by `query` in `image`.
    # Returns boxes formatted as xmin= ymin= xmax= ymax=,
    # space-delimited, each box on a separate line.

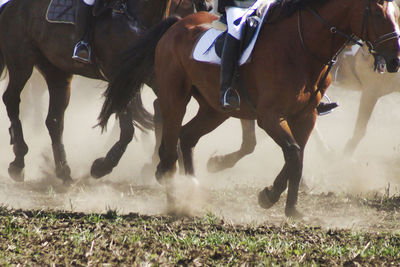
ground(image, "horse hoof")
xmin=206 ymin=156 xmax=227 ymax=173
xmin=285 ymin=207 xmax=303 ymax=219
xmin=140 ymin=163 xmax=156 ymax=179
xmin=344 ymin=141 xmax=356 ymax=156
xmin=8 ymin=163 xmax=25 ymax=182
xmin=90 ymin=157 xmax=112 ymax=179
xmin=62 ymin=176 xmax=74 ymax=187
xmin=258 ymin=187 xmax=277 ymax=209
xmin=155 ymin=169 xmax=165 ymax=185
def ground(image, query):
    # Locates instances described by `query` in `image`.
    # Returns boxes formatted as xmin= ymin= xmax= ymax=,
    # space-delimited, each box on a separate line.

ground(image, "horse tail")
xmin=98 ymin=15 xmax=180 ymax=130
xmin=0 ymin=47 xmax=6 ymax=80
xmin=131 ymin=94 xmax=155 ymax=132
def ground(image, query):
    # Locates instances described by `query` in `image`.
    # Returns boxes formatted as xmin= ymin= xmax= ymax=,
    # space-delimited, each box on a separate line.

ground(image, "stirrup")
xmin=72 ymin=41 xmax=91 ymax=64
xmin=221 ymin=87 xmax=241 ymax=111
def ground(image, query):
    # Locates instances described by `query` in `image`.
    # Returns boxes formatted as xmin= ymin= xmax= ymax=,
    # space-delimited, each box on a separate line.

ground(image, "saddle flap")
xmin=46 ymin=0 xmax=76 ymax=24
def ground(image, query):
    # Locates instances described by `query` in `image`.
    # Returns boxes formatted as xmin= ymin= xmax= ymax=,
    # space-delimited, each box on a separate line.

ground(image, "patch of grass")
xmin=0 ymin=207 xmax=399 ymax=265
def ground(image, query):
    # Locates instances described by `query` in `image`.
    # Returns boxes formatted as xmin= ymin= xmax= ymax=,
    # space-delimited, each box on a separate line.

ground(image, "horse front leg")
xmin=44 ymin=70 xmax=73 ymax=185
xmin=91 ymin=108 xmax=134 ymax=178
xmin=2 ymin=65 xmax=34 ymax=182
xmin=207 ymin=119 xmax=256 ymax=172
xmin=256 ymin=113 xmax=304 ymax=218
xmin=344 ymin=87 xmax=380 ymax=155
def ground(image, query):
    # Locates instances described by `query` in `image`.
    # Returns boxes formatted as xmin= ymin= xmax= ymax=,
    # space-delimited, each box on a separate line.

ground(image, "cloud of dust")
xmin=0 ymin=65 xmax=399 ymax=229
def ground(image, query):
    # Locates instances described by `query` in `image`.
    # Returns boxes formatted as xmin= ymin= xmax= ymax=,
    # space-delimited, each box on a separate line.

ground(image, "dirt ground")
xmin=0 ymin=70 xmax=400 ymax=232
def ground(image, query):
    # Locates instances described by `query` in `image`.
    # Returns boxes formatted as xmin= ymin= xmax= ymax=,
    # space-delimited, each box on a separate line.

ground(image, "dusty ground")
xmin=0 ymin=70 xmax=399 ymax=264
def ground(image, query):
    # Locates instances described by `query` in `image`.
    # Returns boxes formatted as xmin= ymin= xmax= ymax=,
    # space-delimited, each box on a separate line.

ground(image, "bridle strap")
xmin=360 ymin=0 xmax=400 ymax=53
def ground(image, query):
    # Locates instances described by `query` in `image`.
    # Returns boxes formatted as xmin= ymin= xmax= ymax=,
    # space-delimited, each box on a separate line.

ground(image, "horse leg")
xmin=155 ymin=80 xmax=191 ymax=184
xmin=141 ymin=99 xmax=163 ymax=178
xmin=206 ymin=119 xmax=256 ymax=172
xmin=256 ymin=113 xmax=303 ymax=217
xmin=344 ymin=87 xmax=380 ymax=155
xmin=91 ymin=108 xmax=134 ymax=178
xmin=284 ymin=113 xmax=315 ymax=217
xmin=2 ymin=66 xmax=33 ymax=182
xmin=180 ymin=101 xmax=229 ymax=176
xmin=41 ymin=66 xmax=73 ymax=185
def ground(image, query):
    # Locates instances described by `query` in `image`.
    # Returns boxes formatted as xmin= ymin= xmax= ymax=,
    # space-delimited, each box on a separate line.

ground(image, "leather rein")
xmin=298 ymin=0 xmax=400 ymax=100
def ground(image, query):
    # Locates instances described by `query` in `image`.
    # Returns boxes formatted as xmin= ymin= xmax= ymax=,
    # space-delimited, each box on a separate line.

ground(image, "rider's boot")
xmin=220 ymin=33 xmax=241 ymax=111
xmin=316 ymin=102 xmax=339 ymax=115
xmin=72 ymin=1 xmax=92 ymax=63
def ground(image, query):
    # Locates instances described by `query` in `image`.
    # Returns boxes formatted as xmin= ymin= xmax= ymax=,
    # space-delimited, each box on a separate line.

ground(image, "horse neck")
xmin=130 ymin=0 xmax=171 ymax=28
xmin=294 ymin=0 xmax=357 ymax=65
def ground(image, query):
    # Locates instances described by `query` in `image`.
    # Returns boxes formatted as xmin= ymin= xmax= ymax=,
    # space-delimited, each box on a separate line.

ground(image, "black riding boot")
xmin=220 ymin=33 xmax=241 ymax=110
xmin=316 ymin=102 xmax=339 ymax=115
xmin=72 ymin=1 xmax=92 ymax=63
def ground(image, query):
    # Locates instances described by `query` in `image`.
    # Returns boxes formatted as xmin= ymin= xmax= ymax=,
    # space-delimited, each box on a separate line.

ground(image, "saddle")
xmin=214 ymin=16 xmax=260 ymax=58
xmin=46 ymin=0 xmax=128 ymax=24
xmin=192 ymin=0 xmax=271 ymax=65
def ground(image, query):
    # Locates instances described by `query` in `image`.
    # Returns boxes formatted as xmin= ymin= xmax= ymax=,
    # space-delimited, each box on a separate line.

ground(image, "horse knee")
xmin=282 ymin=143 xmax=302 ymax=173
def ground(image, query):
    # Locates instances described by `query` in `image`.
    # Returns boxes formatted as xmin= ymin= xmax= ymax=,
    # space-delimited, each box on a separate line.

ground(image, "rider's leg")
xmin=72 ymin=0 xmax=93 ymax=63
xmin=219 ymin=6 xmax=242 ymax=110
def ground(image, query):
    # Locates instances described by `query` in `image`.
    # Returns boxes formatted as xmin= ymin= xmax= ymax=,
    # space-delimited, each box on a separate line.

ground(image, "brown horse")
xmin=0 ymin=0 xmax=211 ymax=184
xmin=99 ymin=0 xmax=400 ymax=217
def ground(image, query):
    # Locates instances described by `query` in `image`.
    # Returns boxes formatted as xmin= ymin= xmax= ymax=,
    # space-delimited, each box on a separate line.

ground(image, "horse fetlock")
xmin=12 ymin=142 xmax=29 ymax=157
xmin=344 ymin=140 xmax=357 ymax=155
xmin=56 ymin=163 xmax=71 ymax=180
xmin=258 ymin=187 xmax=279 ymax=209
xmin=155 ymin=163 xmax=175 ymax=185
xmin=91 ymin=157 xmax=113 ymax=179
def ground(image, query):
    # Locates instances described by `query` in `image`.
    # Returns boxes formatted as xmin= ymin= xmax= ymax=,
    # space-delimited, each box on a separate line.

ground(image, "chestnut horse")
xmin=0 ymin=0 xmax=211 ymax=184
xmin=99 ymin=0 xmax=400 ymax=217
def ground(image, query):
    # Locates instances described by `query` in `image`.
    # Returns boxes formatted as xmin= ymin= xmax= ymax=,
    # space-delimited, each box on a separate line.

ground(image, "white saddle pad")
xmin=193 ymin=0 xmax=271 ymax=66
xmin=0 ymin=0 xmax=11 ymax=10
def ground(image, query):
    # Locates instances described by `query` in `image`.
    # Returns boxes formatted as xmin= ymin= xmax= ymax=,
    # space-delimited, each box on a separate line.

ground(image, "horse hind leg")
xmin=2 ymin=65 xmax=34 ymax=182
xmin=91 ymin=108 xmax=134 ymax=178
xmin=180 ymin=99 xmax=229 ymax=177
xmin=141 ymin=99 xmax=162 ymax=178
xmin=40 ymin=65 xmax=73 ymax=185
xmin=207 ymin=119 xmax=256 ymax=172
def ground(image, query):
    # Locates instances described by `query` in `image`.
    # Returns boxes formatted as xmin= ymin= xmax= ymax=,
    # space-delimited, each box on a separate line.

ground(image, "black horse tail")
xmin=98 ymin=16 xmax=180 ymax=130
xmin=130 ymin=94 xmax=154 ymax=132
xmin=0 ymin=46 xmax=6 ymax=80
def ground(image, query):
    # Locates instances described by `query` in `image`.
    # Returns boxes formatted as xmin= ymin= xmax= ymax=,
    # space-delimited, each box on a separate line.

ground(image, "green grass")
xmin=0 ymin=206 xmax=399 ymax=265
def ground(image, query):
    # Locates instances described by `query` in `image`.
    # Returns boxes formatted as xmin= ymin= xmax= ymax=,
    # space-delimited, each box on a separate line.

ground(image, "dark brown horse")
xmin=0 ymin=0 xmax=212 ymax=184
xmin=99 ymin=0 xmax=400 ymax=217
